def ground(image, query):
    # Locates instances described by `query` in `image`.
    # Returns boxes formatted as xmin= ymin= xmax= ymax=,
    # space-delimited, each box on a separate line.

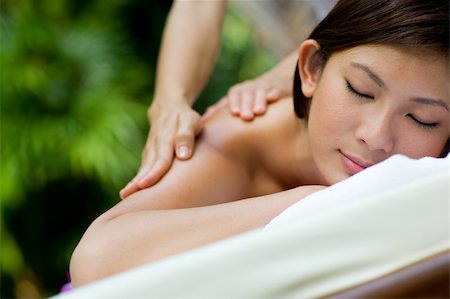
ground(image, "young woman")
xmin=70 ymin=0 xmax=449 ymax=287
xmin=119 ymin=0 xmax=310 ymax=198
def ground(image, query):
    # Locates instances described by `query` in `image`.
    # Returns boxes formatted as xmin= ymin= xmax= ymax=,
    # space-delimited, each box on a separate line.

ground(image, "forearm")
xmin=154 ymin=0 xmax=227 ymax=106
xmin=70 ymin=186 xmax=321 ymax=286
xmin=263 ymin=50 xmax=298 ymax=88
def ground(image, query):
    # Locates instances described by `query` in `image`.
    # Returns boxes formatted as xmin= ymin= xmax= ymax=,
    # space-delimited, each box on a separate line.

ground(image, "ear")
xmin=297 ymin=39 xmax=322 ymax=98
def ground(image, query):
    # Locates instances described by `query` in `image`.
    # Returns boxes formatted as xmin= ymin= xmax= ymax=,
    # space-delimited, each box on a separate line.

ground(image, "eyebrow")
xmin=350 ymin=61 xmax=449 ymax=111
xmin=412 ymin=97 xmax=449 ymax=111
xmin=350 ymin=62 xmax=385 ymax=88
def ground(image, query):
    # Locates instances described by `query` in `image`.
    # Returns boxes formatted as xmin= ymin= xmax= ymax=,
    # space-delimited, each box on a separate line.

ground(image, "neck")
xmin=284 ymin=118 xmax=328 ymax=187
xmin=260 ymin=109 xmax=327 ymax=189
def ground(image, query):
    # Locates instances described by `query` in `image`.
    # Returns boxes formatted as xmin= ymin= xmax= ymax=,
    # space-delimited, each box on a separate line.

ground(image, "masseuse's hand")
xmin=120 ymin=55 xmax=295 ymax=199
xmin=120 ymin=101 xmax=202 ymax=199
xmin=203 ymin=69 xmax=292 ymax=121
xmin=205 ymin=51 xmax=298 ymax=121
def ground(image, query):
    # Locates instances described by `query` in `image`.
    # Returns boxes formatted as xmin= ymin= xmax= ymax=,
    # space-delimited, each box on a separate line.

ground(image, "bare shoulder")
xmin=201 ymin=98 xmax=295 ymax=158
xmin=200 ymin=98 xmax=297 ymax=195
xmin=102 ymin=98 xmax=295 ymax=218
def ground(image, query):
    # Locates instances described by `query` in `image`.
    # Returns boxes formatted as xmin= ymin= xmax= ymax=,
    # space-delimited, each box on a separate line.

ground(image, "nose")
xmin=355 ymin=111 xmax=395 ymax=153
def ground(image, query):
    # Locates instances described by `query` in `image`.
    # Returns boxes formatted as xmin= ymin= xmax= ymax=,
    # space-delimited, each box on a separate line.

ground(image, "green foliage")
xmin=1 ymin=0 xmax=152 ymax=297
xmin=1 ymin=0 xmax=150 ymax=202
xmin=0 ymin=0 xmax=276 ymax=297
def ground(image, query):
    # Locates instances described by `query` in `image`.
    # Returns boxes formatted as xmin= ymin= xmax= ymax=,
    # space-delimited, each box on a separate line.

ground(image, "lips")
xmin=340 ymin=151 xmax=375 ymax=175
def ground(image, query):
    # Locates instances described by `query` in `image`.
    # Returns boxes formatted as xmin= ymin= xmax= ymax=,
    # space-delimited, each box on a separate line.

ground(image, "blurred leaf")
xmin=0 ymin=220 xmax=25 ymax=276
xmin=1 ymin=1 xmax=151 ymax=296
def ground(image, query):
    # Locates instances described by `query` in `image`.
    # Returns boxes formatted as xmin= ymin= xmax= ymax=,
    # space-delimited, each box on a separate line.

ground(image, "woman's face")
xmin=307 ymin=44 xmax=449 ymax=185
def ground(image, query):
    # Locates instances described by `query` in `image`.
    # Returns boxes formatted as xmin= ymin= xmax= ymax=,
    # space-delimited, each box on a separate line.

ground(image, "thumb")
xmin=174 ymin=132 xmax=195 ymax=160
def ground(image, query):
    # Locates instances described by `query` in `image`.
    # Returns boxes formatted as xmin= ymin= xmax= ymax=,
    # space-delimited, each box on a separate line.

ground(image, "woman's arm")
xmin=121 ymin=2 xmax=301 ymax=199
xmin=120 ymin=0 xmax=227 ymax=199
xmin=154 ymin=0 xmax=226 ymax=105
xmin=70 ymin=185 xmax=323 ymax=287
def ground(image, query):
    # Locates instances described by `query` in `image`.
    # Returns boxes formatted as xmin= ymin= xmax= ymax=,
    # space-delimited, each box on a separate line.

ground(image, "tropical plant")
xmin=1 ymin=0 xmax=152 ymax=296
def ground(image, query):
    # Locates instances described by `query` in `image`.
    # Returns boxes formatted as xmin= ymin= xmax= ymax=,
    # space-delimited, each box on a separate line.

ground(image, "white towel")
xmin=266 ymin=154 xmax=449 ymax=230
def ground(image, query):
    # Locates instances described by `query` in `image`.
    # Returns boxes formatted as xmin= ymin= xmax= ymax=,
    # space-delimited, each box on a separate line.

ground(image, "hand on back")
xmin=120 ymin=101 xmax=202 ymax=199
xmin=203 ymin=73 xmax=292 ymax=122
xmin=120 ymin=78 xmax=291 ymax=199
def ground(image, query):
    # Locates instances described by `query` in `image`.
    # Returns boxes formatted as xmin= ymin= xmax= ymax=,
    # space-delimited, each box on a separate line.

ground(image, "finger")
xmin=176 ymin=111 xmax=202 ymax=160
xmin=266 ymin=88 xmax=282 ymax=102
xmin=137 ymin=157 xmax=172 ymax=189
xmin=134 ymin=162 xmax=153 ymax=186
xmin=240 ymin=91 xmax=254 ymax=121
xmin=133 ymin=142 xmax=158 ymax=185
xmin=124 ymin=132 xmax=171 ymax=197
xmin=174 ymin=133 xmax=195 ymax=160
xmin=137 ymin=130 xmax=159 ymax=179
xmin=253 ymin=89 xmax=267 ymax=115
xmin=137 ymin=141 xmax=174 ymax=188
xmin=119 ymin=180 xmax=141 ymax=199
xmin=119 ymin=163 xmax=150 ymax=199
xmin=119 ymin=146 xmax=155 ymax=199
xmin=227 ymin=92 xmax=241 ymax=115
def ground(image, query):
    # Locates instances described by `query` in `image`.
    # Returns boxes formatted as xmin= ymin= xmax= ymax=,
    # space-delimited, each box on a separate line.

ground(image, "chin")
xmin=313 ymin=153 xmax=352 ymax=186
xmin=320 ymin=169 xmax=350 ymax=186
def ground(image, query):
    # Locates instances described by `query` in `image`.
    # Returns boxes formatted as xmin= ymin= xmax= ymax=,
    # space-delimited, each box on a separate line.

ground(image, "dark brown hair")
xmin=293 ymin=0 xmax=449 ymax=118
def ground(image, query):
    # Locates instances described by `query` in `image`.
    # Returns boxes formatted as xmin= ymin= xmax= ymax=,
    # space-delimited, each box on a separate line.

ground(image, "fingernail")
xmin=242 ymin=111 xmax=253 ymax=119
xmin=231 ymin=106 xmax=240 ymax=114
xmin=178 ymin=145 xmax=189 ymax=158
xmin=254 ymin=105 xmax=264 ymax=113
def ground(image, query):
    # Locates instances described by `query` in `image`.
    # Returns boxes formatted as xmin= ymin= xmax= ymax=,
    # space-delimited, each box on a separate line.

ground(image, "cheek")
xmin=395 ymin=129 xmax=448 ymax=158
xmin=308 ymin=83 xmax=353 ymax=143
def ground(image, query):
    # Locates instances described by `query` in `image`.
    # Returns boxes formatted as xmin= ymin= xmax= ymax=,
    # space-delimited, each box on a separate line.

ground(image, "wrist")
xmin=154 ymin=86 xmax=196 ymax=105
xmin=148 ymin=95 xmax=193 ymax=119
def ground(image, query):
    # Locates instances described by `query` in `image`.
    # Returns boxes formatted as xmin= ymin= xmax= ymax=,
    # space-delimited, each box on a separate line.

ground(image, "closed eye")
xmin=345 ymin=79 xmax=374 ymax=100
xmin=407 ymin=114 xmax=438 ymax=130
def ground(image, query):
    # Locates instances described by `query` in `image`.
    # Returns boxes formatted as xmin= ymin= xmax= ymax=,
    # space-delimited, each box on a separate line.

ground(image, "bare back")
xmin=104 ymin=98 xmax=306 ymax=218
